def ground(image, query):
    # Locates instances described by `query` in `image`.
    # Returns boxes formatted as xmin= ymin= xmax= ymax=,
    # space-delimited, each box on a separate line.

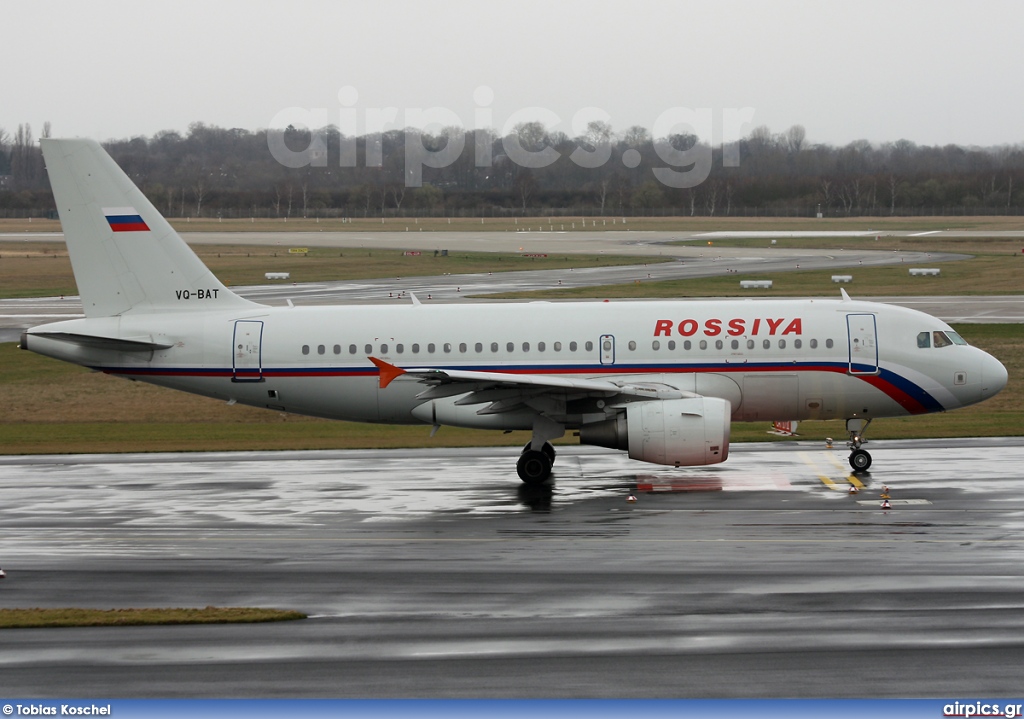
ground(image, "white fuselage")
xmin=23 ymin=296 xmax=1006 ymax=431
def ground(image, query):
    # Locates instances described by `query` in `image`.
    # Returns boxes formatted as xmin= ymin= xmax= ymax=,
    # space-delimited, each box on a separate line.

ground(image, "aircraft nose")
xmin=981 ymin=351 xmax=1009 ymax=399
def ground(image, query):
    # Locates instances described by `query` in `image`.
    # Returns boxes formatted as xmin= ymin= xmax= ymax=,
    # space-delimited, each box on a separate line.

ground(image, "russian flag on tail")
xmin=103 ymin=207 xmax=150 ymax=232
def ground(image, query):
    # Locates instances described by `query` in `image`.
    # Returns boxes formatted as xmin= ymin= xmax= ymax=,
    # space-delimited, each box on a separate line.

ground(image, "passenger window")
xmin=302 ymin=345 xmax=310 ymax=355
xmin=444 ymin=343 xmax=452 ymax=353
xmin=825 ymin=339 xmax=834 ymax=349
xmin=380 ymin=344 xmax=388 ymax=354
xmin=522 ymin=342 xmax=530 ymax=352
xmin=810 ymin=339 xmax=818 ymax=349
xmin=349 ymin=344 xmax=357 ymax=354
xmin=917 ymin=332 xmax=931 ymax=348
xmin=364 ymin=343 xmax=372 ymax=354
xmin=428 ymin=343 xmax=436 ymax=353
xmin=585 ymin=341 xmax=593 ymax=351
xmin=668 ymin=340 xmax=676 ymax=350
xmin=412 ymin=343 xmax=420 ymax=353
xmin=779 ymin=339 xmax=786 ymax=349
xmin=396 ymin=344 xmax=404 ymax=354
xmin=699 ymin=340 xmax=708 ymax=350
xmin=794 ymin=339 xmax=802 ymax=349
xmin=333 ymin=344 xmax=341 ymax=355
xmin=317 ymin=344 xmax=325 ymax=355
xmin=653 ymin=340 xmax=661 ymax=351
xmin=474 ymin=343 xmax=482 ymax=353
xmin=683 ymin=340 xmax=691 ymax=350
xmin=715 ymin=340 xmax=723 ymax=350
xmin=459 ymin=343 xmax=467 ymax=353
xmin=538 ymin=342 xmax=546 ymax=352
xmin=506 ymin=342 xmax=514 ymax=352
xmin=554 ymin=342 xmax=562 ymax=351
xmin=628 ymin=341 xmax=637 ymax=351
xmin=570 ymin=341 xmax=578 ymax=352
xmin=933 ymin=331 xmax=953 ymax=348
xmin=763 ymin=339 xmax=770 ymax=350
xmin=730 ymin=340 xmax=738 ymax=350
xmin=747 ymin=339 xmax=755 ymax=350
xmin=491 ymin=342 xmax=498 ymax=352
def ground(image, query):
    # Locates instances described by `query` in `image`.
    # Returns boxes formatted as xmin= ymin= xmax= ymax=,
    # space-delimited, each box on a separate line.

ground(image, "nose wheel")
xmin=845 ymin=418 xmax=872 ymax=473
xmin=849 ymin=448 xmax=872 ymax=472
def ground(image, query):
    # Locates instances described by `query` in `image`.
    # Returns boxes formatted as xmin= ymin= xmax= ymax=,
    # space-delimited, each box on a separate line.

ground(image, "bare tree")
xmin=784 ymin=125 xmax=806 ymax=154
xmin=181 ymin=156 xmax=208 ymax=216
xmin=272 ymin=185 xmax=282 ymax=217
xmin=622 ymin=125 xmax=650 ymax=148
xmin=704 ymin=181 xmax=720 ymax=216
xmin=514 ymin=170 xmax=537 ymax=213
xmin=596 ymin=177 xmax=611 ymax=214
xmin=11 ymin=124 xmax=40 ymax=189
xmin=820 ymin=178 xmax=833 ymax=210
xmin=388 ymin=182 xmax=407 ymax=211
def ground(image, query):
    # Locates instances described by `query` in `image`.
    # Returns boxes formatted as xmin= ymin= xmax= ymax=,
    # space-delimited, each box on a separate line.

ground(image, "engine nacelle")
xmin=579 ymin=397 xmax=731 ymax=467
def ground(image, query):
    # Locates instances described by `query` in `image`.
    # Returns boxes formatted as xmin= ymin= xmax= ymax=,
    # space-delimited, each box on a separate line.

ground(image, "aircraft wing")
xmin=369 ymin=357 xmax=688 ymax=403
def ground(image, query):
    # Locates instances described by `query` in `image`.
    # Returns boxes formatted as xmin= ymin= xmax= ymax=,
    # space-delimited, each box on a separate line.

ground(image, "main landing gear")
xmin=517 ymin=417 xmax=564 ymax=485
xmin=517 ymin=441 xmax=556 ymax=485
xmin=846 ymin=418 xmax=872 ymax=472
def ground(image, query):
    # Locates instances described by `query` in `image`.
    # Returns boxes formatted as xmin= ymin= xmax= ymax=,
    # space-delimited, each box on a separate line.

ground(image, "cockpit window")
xmin=933 ymin=331 xmax=953 ymax=348
xmin=917 ymin=332 xmax=930 ymax=348
xmin=946 ymin=331 xmax=968 ymax=346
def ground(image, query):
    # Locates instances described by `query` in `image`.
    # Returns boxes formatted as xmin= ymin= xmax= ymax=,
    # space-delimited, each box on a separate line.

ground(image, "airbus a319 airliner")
xmin=21 ymin=139 xmax=1008 ymax=483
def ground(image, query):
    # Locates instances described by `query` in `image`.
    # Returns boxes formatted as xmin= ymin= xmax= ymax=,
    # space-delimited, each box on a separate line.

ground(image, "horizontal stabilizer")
xmin=22 ymin=331 xmax=173 ymax=353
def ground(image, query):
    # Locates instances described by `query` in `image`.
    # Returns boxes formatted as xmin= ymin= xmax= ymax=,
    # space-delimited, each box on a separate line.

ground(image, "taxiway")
xmin=2 ymin=440 xmax=1024 ymax=697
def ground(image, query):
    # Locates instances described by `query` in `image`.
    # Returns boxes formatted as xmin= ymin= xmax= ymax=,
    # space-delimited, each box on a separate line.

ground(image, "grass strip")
xmin=0 ymin=242 xmax=666 ymax=299
xmin=0 ymin=607 xmax=306 ymax=629
xmin=5 ymin=216 xmax=1024 ymax=234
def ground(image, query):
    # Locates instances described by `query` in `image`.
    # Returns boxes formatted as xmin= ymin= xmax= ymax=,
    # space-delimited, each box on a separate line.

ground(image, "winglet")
xmin=840 ymin=287 xmax=851 ymax=302
xmin=369 ymin=356 xmax=406 ymax=389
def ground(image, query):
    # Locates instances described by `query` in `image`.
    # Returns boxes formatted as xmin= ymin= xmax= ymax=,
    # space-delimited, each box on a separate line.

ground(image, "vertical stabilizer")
xmin=41 ymin=138 xmax=259 ymax=317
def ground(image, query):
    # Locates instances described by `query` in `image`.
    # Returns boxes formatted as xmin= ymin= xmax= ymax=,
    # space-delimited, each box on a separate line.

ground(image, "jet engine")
xmin=579 ymin=397 xmax=731 ymax=466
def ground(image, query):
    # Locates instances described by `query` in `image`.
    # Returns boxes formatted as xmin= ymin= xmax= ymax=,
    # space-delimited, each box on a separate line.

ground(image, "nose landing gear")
xmin=846 ymin=418 xmax=872 ymax=472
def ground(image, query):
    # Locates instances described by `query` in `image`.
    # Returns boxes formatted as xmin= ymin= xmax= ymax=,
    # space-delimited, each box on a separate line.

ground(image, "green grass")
xmin=0 ymin=607 xmax=306 ymax=629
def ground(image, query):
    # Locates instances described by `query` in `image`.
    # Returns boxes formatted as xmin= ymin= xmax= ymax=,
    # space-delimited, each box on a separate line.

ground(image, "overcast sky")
xmin=5 ymin=0 xmax=1023 ymax=148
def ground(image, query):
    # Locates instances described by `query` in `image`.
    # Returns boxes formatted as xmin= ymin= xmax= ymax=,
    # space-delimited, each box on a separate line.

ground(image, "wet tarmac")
xmin=2 ymin=439 xmax=1024 ymax=697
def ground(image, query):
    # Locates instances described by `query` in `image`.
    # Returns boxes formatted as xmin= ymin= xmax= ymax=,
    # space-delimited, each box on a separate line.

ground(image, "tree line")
xmin=1 ymin=120 xmax=1022 ymax=218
